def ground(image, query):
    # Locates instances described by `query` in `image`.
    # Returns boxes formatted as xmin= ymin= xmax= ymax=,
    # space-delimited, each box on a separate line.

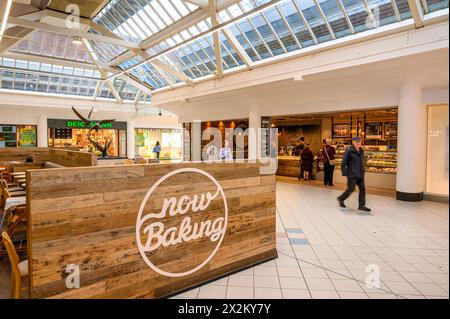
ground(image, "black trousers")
xmin=324 ymin=163 xmax=335 ymax=186
xmin=338 ymin=178 xmax=366 ymax=208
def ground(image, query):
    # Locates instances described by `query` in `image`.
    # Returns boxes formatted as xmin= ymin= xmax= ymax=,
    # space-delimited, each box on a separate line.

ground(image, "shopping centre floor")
xmin=0 ymin=180 xmax=448 ymax=299
xmin=172 ymin=180 xmax=449 ymax=300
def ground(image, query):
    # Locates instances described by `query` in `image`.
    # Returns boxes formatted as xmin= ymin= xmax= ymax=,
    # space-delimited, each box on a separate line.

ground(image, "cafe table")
xmin=1 ymin=196 xmax=26 ymax=230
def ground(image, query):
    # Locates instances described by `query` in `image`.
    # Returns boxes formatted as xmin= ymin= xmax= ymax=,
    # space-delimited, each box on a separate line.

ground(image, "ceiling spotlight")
xmin=293 ymin=74 xmax=305 ymax=81
xmin=72 ymin=36 xmax=83 ymax=45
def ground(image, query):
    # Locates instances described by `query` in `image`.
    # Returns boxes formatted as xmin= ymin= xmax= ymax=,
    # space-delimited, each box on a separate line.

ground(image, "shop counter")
xmin=277 ymin=156 xmax=300 ymax=177
xmin=26 ymin=161 xmax=277 ymax=299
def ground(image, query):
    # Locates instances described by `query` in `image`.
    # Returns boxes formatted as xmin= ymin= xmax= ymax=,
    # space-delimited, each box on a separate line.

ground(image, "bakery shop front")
xmin=272 ymin=108 xmax=398 ymax=190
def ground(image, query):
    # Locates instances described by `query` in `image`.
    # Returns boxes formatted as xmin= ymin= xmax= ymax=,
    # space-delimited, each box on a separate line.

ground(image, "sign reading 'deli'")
xmin=136 ymin=168 xmax=228 ymax=277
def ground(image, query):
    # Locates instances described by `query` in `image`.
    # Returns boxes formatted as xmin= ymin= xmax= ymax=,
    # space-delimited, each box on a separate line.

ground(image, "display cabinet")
xmin=334 ymin=145 xmax=397 ymax=175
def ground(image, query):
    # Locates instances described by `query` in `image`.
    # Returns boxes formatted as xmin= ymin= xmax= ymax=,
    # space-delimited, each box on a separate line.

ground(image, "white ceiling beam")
xmin=89 ymin=0 xmax=111 ymax=19
xmin=8 ymin=16 xmax=141 ymax=49
xmin=0 ymin=26 xmax=34 ymax=52
xmin=151 ymin=59 xmax=194 ymax=85
xmin=209 ymin=0 xmax=223 ymax=79
xmin=407 ymin=0 xmax=425 ymax=28
xmin=82 ymin=37 xmax=123 ymax=103
xmin=220 ymin=28 xmax=252 ymax=67
xmin=0 ymin=6 xmax=52 ymax=53
xmin=118 ymin=74 xmax=153 ymax=96
xmin=100 ymin=69 xmax=123 ymax=103
xmin=0 ymin=0 xmax=13 ymax=43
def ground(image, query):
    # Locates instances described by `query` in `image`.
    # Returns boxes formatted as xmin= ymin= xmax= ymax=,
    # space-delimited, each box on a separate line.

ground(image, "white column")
xmin=127 ymin=120 xmax=136 ymax=159
xmin=396 ymin=81 xmax=427 ymax=201
xmin=191 ymin=120 xmax=202 ymax=162
xmin=37 ymin=115 xmax=48 ymax=147
xmin=248 ymin=107 xmax=261 ymax=160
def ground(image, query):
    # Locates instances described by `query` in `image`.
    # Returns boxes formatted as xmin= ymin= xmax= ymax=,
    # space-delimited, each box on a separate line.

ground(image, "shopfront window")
xmin=47 ymin=119 xmax=127 ymax=157
xmin=135 ymin=128 xmax=182 ymax=161
xmin=426 ymin=105 xmax=449 ymax=196
xmin=0 ymin=124 xmax=37 ymax=148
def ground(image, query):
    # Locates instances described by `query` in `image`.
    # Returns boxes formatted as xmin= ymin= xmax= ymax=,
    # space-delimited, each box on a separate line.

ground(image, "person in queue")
xmin=300 ymin=144 xmax=314 ymax=181
xmin=219 ymin=140 xmax=233 ymax=161
xmin=297 ymin=136 xmax=306 ymax=179
xmin=322 ymin=138 xmax=336 ymax=186
xmin=337 ymin=137 xmax=371 ymax=212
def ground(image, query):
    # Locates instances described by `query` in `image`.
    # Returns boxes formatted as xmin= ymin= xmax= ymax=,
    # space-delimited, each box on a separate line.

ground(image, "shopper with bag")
xmin=322 ymin=139 xmax=336 ymax=186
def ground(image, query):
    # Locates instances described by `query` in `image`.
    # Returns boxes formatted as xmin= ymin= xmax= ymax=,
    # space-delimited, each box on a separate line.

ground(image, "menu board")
xmin=135 ymin=132 xmax=146 ymax=147
xmin=18 ymin=126 xmax=37 ymax=147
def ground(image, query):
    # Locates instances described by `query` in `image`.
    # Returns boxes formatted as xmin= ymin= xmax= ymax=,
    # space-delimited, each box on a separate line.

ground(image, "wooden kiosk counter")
xmin=26 ymin=161 xmax=277 ymax=299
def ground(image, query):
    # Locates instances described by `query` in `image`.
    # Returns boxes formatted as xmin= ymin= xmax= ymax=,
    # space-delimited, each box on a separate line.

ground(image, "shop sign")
xmin=66 ymin=120 xmax=113 ymax=129
xmin=47 ymin=119 xmax=127 ymax=130
xmin=136 ymin=168 xmax=228 ymax=277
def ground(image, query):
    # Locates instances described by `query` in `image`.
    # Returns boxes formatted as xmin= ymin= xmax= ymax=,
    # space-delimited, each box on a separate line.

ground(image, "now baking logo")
xmin=136 ymin=168 xmax=228 ymax=277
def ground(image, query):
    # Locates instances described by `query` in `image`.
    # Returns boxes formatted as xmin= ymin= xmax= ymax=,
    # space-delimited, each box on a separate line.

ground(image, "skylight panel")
xmin=146 ymin=6 xmax=166 ymax=29
xmin=164 ymin=1 xmax=182 ymax=21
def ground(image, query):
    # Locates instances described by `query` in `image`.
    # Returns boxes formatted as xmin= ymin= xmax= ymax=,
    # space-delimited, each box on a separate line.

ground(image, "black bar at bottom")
xmin=396 ymin=191 xmax=424 ymax=202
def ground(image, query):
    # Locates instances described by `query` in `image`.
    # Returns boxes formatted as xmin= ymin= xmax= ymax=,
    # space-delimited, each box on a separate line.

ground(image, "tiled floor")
xmin=172 ymin=181 xmax=449 ymax=300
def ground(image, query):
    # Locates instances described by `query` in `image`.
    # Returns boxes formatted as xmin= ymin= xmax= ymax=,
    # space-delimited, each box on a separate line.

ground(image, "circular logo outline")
xmin=136 ymin=168 xmax=228 ymax=278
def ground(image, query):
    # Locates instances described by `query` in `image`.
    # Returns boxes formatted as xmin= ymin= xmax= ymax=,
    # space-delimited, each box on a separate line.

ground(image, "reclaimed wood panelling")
xmin=277 ymin=157 xmax=301 ymax=177
xmin=0 ymin=148 xmax=50 ymax=163
xmin=48 ymin=149 xmax=97 ymax=167
xmin=27 ymin=162 xmax=277 ymax=299
xmin=0 ymin=148 xmax=96 ymax=167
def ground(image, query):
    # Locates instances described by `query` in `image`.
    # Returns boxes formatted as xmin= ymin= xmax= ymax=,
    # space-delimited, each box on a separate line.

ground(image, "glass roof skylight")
xmin=11 ymin=30 xmax=94 ymax=63
xmin=0 ymin=57 xmax=101 ymax=97
xmin=93 ymin=0 xmax=200 ymax=43
xmin=1 ymin=0 xmax=448 ymax=100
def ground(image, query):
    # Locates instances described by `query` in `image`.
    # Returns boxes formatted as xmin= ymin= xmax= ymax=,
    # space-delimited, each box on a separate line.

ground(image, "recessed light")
xmin=72 ymin=36 xmax=83 ymax=45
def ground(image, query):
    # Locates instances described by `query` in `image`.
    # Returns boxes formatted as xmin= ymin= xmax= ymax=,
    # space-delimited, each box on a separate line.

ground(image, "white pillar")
xmin=37 ymin=115 xmax=48 ymax=147
xmin=127 ymin=120 xmax=136 ymax=159
xmin=248 ymin=107 xmax=261 ymax=160
xmin=191 ymin=120 xmax=202 ymax=162
xmin=396 ymin=81 xmax=427 ymax=201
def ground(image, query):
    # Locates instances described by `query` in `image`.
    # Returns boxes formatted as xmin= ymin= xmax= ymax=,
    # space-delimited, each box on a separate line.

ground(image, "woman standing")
xmin=301 ymin=144 xmax=314 ymax=181
xmin=153 ymin=141 xmax=162 ymax=160
xmin=322 ymin=139 xmax=336 ymax=186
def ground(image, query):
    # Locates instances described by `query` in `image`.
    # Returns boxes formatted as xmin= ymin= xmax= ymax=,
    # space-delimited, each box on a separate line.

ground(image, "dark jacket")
xmin=341 ymin=146 xmax=365 ymax=179
xmin=322 ymin=145 xmax=336 ymax=163
xmin=301 ymin=149 xmax=314 ymax=172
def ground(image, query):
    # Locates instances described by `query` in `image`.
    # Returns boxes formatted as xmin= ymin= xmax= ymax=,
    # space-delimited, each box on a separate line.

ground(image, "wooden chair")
xmin=0 ymin=178 xmax=23 ymax=193
xmin=0 ymin=163 xmax=10 ymax=182
xmin=0 ymin=173 xmax=18 ymax=189
xmin=1 ymin=186 xmax=26 ymax=234
xmin=0 ymin=205 xmax=27 ymax=258
xmin=2 ymin=232 xmax=28 ymax=299
xmin=5 ymin=205 xmax=27 ymax=237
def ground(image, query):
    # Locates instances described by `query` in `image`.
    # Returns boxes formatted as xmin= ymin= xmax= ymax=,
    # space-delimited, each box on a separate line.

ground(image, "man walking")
xmin=337 ymin=137 xmax=371 ymax=212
